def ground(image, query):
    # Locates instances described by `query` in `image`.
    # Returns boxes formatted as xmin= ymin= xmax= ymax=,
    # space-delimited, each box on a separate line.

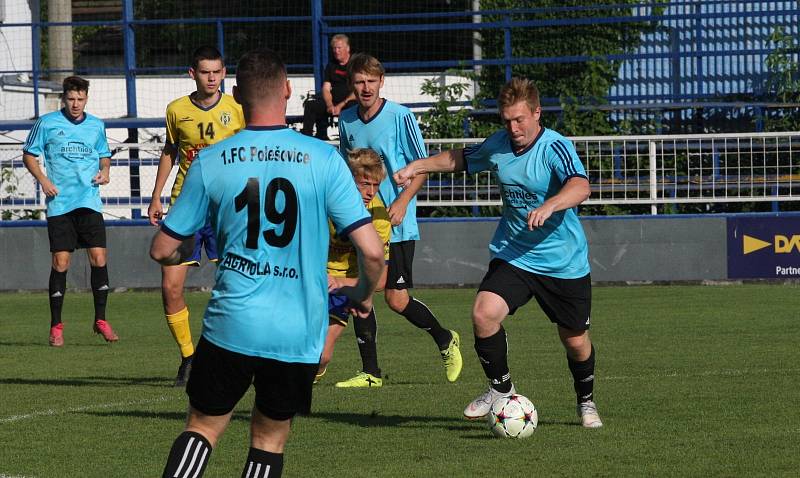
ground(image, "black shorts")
xmin=186 ymin=336 xmax=318 ymax=420
xmin=47 ymin=208 xmax=106 ymax=252
xmin=478 ymin=259 xmax=592 ymax=331
xmin=386 ymin=241 xmax=415 ymax=290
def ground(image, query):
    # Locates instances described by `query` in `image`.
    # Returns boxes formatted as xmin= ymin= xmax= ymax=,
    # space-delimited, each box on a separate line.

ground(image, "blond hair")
xmin=330 ymin=34 xmax=350 ymax=47
xmin=498 ymin=77 xmax=540 ymax=113
xmin=347 ymin=53 xmax=385 ymax=81
xmin=347 ymin=148 xmax=386 ymax=182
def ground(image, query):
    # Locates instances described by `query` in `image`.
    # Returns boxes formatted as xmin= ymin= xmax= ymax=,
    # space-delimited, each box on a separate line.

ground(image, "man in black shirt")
xmin=301 ymin=34 xmax=356 ymax=140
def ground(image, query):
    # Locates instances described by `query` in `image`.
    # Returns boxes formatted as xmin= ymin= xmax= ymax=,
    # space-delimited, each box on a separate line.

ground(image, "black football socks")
xmin=162 ymin=431 xmax=211 ymax=478
xmin=354 ymin=307 xmax=381 ymax=377
xmin=474 ymin=327 xmax=512 ymax=393
xmin=48 ymin=269 xmax=67 ymax=327
xmin=568 ymin=345 xmax=596 ymax=404
xmin=241 ymin=447 xmax=283 ymax=478
xmin=90 ymin=265 xmax=109 ymax=321
xmin=400 ymin=297 xmax=452 ymax=350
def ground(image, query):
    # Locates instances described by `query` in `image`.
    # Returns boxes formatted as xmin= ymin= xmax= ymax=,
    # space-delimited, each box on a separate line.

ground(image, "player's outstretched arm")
xmin=148 ymin=143 xmax=178 ymax=225
xmin=338 ymin=223 xmax=385 ymax=318
xmin=150 ymin=230 xmax=195 ymax=266
xmin=22 ymin=153 xmax=58 ymax=196
xmin=394 ymin=149 xmax=466 ymax=189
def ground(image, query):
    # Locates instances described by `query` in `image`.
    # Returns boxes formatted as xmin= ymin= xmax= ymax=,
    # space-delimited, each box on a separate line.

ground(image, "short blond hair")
xmin=346 ymin=148 xmax=386 ymax=182
xmin=330 ymin=34 xmax=350 ymax=47
xmin=347 ymin=53 xmax=385 ymax=81
xmin=498 ymin=77 xmax=540 ymax=113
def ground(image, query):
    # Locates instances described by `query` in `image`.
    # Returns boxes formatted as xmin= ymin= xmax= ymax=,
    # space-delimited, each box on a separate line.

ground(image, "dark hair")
xmin=191 ymin=45 xmax=224 ymax=70
xmin=235 ymin=48 xmax=287 ymax=107
xmin=62 ymin=76 xmax=89 ymax=94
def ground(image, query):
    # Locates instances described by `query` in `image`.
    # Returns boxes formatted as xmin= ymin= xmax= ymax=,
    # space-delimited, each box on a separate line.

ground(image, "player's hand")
xmin=387 ymin=199 xmax=408 ymax=226
xmin=526 ymin=204 xmax=555 ymax=230
xmin=147 ymin=199 xmax=164 ymax=226
xmin=40 ymin=178 xmax=59 ymax=197
xmin=393 ymin=165 xmax=417 ymax=189
xmin=327 ymin=275 xmax=342 ymax=293
xmin=93 ymin=169 xmax=110 ymax=186
xmin=337 ymin=285 xmax=373 ymax=318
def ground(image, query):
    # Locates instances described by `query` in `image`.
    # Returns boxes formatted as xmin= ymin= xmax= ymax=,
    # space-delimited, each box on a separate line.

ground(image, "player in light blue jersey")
xmin=338 ymin=53 xmax=463 ymax=386
xmin=395 ymin=78 xmax=602 ymax=429
xmin=22 ymin=76 xmax=118 ymax=347
xmin=151 ymin=48 xmax=385 ymax=478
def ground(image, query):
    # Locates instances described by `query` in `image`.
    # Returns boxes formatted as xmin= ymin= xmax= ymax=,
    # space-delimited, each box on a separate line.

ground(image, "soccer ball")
xmin=487 ymin=393 xmax=538 ymax=438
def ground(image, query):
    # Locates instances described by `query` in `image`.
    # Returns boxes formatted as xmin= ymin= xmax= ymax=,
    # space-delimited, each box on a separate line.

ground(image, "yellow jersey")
xmin=165 ymin=92 xmax=244 ymax=203
xmin=328 ymin=195 xmax=391 ymax=278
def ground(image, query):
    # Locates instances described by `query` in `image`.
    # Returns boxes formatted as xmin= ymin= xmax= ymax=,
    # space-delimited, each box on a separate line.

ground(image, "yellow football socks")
xmin=166 ymin=307 xmax=194 ymax=358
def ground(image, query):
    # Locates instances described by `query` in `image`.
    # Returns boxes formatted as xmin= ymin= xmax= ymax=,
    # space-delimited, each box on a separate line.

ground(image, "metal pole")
xmin=472 ymin=0 xmax=482 ymax=97
xmin=649 ymin=140 xmax=658 ymax=215
xmin=31 ymin=0 xmax=41 ymax=118
xmin=47 ymin=0 xmax=73 ymax=81
xmin=47 ymin=0 xmax=73 ymax=112
xmin=217 ymin=20 xmax=226 ymax=93
xmin=311 ymin=0 xmax=323 ymax=92
xmin=503 ymin=14 xmax=512 ymax=82
xmin=122 ymin=0 xmax=141 ymax=219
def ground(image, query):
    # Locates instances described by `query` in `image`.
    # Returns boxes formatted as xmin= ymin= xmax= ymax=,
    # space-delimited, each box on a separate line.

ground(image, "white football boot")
xmin=577 ymin=400 xmax=603 ymax=428
xmin=463 ymin=383 xmax=515 ymax=419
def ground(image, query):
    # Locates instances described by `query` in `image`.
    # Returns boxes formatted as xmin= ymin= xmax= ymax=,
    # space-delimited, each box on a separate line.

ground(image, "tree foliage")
xmin=472 ymin=0 xmax=666 ymax=136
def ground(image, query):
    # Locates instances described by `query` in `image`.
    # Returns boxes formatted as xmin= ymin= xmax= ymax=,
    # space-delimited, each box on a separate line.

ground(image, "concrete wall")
xmin=0 ymin=215 xmax=729 ymax=291
xmin=413 ymin=216 xmax=727 ymax=285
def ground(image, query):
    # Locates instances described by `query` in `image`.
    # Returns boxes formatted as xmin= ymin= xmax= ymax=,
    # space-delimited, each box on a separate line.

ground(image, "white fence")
xmin=2 ymin=132 xmax=799 ymax=219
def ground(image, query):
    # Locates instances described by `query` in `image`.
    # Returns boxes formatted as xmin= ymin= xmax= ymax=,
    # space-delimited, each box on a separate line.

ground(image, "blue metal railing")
xmin=0 ymin=0 xmax=797 ymax=129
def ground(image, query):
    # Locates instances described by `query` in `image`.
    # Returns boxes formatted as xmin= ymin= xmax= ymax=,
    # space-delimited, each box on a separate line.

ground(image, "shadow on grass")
xmin=0 ymin=340 xmax=113 ymax=347
xmin=308 ymin=410 xmax=474 ymax=432
xmin=86 ymin=409 xmax=252 ymax=423
xmin=0 ymin=376 xmax=171 ymax=387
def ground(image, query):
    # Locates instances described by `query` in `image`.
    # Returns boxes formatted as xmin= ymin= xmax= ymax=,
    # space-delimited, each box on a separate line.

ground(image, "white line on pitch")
xmin=0 ymin=395 xmax=172 ymax=424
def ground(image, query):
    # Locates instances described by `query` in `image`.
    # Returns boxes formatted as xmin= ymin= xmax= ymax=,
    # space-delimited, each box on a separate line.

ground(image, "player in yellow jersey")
xmin=147 ymin=45 xmax=245 ymax=387
xmin=316 ymin=149 xmax=391 ymax=387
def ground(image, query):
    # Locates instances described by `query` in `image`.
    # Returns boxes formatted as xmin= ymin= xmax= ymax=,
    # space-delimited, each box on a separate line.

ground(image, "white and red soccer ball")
xmin=488 ymin=393 xmax=538 ymax=438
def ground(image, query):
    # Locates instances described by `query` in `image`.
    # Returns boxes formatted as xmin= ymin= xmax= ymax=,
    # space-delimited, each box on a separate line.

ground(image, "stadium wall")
xmin=0 ymin=215 xmax=738 ymax=292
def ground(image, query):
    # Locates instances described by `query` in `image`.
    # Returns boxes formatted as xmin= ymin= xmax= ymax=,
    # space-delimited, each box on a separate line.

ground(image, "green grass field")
xmin=1 ymin=285 xmax=798 ymax=477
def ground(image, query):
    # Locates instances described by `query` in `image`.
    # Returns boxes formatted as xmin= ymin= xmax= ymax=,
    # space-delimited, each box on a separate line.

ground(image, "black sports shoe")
xmin=174 ymin=355 xmax=193 ymax=387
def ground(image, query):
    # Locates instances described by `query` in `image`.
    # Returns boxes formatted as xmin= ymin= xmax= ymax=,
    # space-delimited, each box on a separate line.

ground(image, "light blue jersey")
xmin=163 ymin=126 xmax=371 ymax=363
xmin=339 ymin=100 xmax=425 ymax=242
xmin=464 ymin=128 xmax=590 ymax=279
xmin=23 ymin=110 xmax=111 ymax=217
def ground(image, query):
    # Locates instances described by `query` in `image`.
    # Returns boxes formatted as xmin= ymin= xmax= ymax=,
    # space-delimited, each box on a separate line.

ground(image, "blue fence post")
xmin=31 ymin=2 xmax=42 ymax=118
xmin=503 ymin=14 xmax=512 ymax=82
xmin=755 ymin=106 xmax=764 ymax=132
xmin=613 ymin=146 xmax=623 ymax=180
xmin=122 ymin=0 xmax=141 ymax=219
xmin=311 ymin=0 xmax=324 ymax=92
xmin=693 ymin=2 xmax=704 ymax=131
xmin=217 ymin=20 xmax=225 ymax=93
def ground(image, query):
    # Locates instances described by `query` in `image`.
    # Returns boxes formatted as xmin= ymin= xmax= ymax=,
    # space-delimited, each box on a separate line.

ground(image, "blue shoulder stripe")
xmin=403 ymin=114 xmax=426 ymax=159
xmin=463 ymin=143 xmax=480 ymax=159
xmin=24 ymin=118 xmax=44 ymax=151
xmin=551 ymin=141 xmax=577 ymax=176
